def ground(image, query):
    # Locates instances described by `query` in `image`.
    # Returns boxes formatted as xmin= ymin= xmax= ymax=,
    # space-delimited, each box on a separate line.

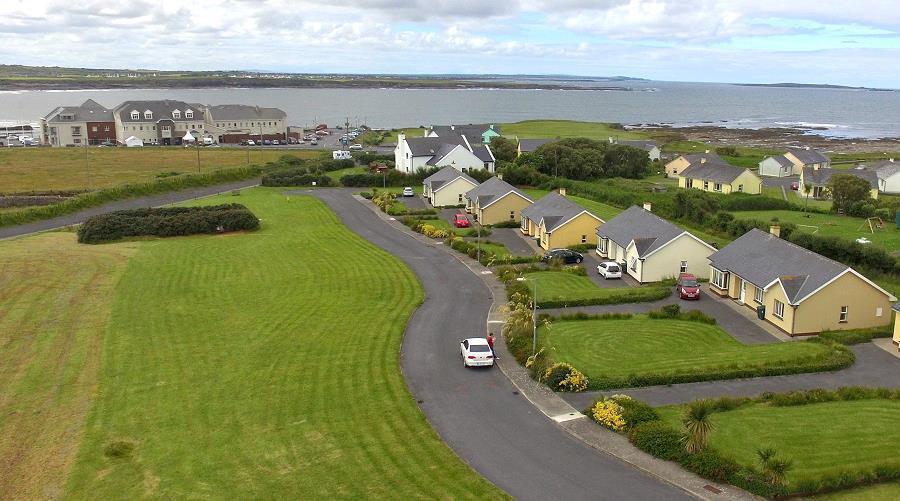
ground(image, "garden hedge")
xmin=77 ymin=204 xmax=260 ymax=243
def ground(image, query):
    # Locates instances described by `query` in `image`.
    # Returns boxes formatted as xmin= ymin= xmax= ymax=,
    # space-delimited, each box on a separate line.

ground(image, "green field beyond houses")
xmin=730 ymin=209 xmax=900 ymax=251
xmin=0 ymin=188 xmax=501 ymax=498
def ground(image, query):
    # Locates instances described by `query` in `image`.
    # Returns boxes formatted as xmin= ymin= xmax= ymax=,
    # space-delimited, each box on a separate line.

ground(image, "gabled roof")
xmin=617 ymin=140 xmax=659 ymax=152
xmin=764 ymin=155 xmax=794 ymax=168
xmin=520 ymin=192 xmax=601 ymax=232
xmin=114 ymin=100 xmax=204 ymax=122
xmin=597 ymin=205 xmax=710 ymax=257
xmin=465 ymin=177 xmax=532 ymax=208
xmin=423 ymin=166 xmax=478 ymax=192
xmin=708 ymin=228 xmax=894 ymax=304
xmin=892 ymin=302 xmax=900 ymax=314
xmin=681 ymin=158 xmax=752 ymax=184
xmin=870 ymin=160 xmax=900 ymax=179
xmin=426 ymin=142 xmax=465 ymax=166
xmin=518 ymin=138 xmax=554 ymax=152
xmin=207 ymin=104 xmax=286 ymax=120
xmin=44 ymin=99 xmax=114 ymax=123
xmin=802 ymin=166 xmax=878 ymax=189
xmin=429 ymin=124 xmax=500 ymax=145
xmin=471 ymin=144 xmax=495 ymax=163
xmin=405 ymin=136 xmax=465 ymax=157
xmin=786 ymin=147 xmax=829 ymax=165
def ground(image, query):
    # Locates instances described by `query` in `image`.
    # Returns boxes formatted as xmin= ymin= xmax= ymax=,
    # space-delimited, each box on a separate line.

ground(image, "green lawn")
xmin=656 ymin=400 xmax=900 ymax=486
xmin=502 ymin=120 xmax=649 ymax=141
xmin=61 ymin=188 xmax=502 ymax=498
xmin=730 ymin=209 xmax=900 ymax=251
xmin=816 ymin=481 xmax=900 ymax=499
xmin=325 ymin=165 xmax=367 ymax=182
xmin=523 ymin=271 xmax=670 ymax=306
xmin=542 ymin=316 xmax=833 ymax=381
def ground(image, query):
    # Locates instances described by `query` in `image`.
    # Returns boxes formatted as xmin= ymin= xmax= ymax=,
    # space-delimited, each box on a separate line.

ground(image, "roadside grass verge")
xmin=63 ymin=188 xmax=503 ymax=498
xmin=542 ymin=316 xmax=851 ymax=390
xmin=0 ymin=232 xmax=137 ymax=498
xmin=521 ymin=271 xmax=671 ymax=308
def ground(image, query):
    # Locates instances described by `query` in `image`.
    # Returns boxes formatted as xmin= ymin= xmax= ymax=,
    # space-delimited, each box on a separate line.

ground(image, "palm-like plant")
xmin=681 ymin=401 xmax=714 ymax=454
xmin=803 ymin=182 xmax=812 ymax=211
xmin=756 ymin=447 xmax=793 ymax=488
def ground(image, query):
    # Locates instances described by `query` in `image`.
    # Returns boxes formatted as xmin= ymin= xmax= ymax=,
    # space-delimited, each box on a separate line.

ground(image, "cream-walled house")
xmin=464 ymin=176 xmax=533 ymax=225
xmin=798 ymin=166 xmax=879 ymax=200
xmin=708 ymin=227 xmax=896 ymax=336
xmin=422 ymin=166 xmax=479 ymax=207
xmin=678 ymin=157 xmax=762 ymax=195
xmin=596 ymin=204 xmax=717 ymax=283
xmin=873 ymin=159 xmax=900 ymax=194
xmin=784 ymin=147 xmax=830 ymax=171
xmin=665 ymin=152 xmax=721 ymax=177
xmin=892 ymin=303 xmax=900 ymax=350
xmin=520 ymin=189 xmax=603 ymax=250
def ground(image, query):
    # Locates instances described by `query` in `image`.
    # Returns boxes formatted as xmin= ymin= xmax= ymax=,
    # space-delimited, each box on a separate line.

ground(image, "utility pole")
xmin=196 ymin=141 xmax=201 ymax=174
xmin=84 ymin=140 xmax=90 ymax=190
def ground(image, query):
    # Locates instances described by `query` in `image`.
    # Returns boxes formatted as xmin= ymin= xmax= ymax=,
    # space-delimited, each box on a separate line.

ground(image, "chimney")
xmin=643 ymin=202 xmax=652 ymax=212
xmin=558 ymin=187 xmax=566 ymax=196
xmin=497 ymin=173 xmax=503 ymax=180
xmin=770 ymin=224 xmax=781 ymax=238
xmin=700 ymin=157 xmax=707 ymax=164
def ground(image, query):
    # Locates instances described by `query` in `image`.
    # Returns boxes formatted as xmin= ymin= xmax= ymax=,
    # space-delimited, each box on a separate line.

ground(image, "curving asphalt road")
xmin=312 ymin=189 xmax=689 ymax=500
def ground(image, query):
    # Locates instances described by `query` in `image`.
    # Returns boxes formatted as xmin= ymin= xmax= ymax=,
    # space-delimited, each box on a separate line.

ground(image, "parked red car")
xmin=453 ymin=213 xmax=470 ymax=228
xmin=790 ymin=181 xmax=799 ymax=191
xmin=676 ymin=273 xmax=701 ymax=300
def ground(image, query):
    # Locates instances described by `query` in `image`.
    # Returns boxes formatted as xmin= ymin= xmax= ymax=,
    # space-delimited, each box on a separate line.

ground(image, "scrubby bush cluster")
xmin=540 ymin=362 xmax=589 ymax=392
xmin=77 ymin=204 xmax=259 ymax=243
xmin=589 ymin=394 xmax=658 ymax=432
xmin=261 ymin=168 xmax=332 ymax=187
xmin=647 ymin=304 xmax=717 ymax=324
xmin=818 ymin=326 xmax=893 ymax=345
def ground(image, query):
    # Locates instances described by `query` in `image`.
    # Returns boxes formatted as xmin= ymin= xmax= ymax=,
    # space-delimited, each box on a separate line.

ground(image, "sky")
xmin=2 ymin=0 xmax=900 ymax=87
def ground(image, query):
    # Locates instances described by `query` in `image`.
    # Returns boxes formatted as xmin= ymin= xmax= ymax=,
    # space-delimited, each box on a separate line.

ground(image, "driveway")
xmin=582 ymin=252 xmax=631 ymax=289
xmin=562 ymin=343 xmax=900 ymax=409
xmin=396 ymin=194 xmax=429 ymax=211
xmin=311 ymin=189 xmax=687 ymax=500
xmin=761 ymin=175 xmax=798 ymax=188
xmin=485 ymin=228 xmax=535 ymax=257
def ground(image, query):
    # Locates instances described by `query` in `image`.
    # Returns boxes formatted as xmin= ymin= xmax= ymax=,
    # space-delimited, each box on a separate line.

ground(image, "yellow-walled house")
xmin=520 ymin=189 xmax=603 ymax=250
xmin=708 ymin=227 xmax=896 ymax=336
xmin=596 ymin=204 xmax=717 ymax=283
xmin=678 ymin=157 xmax=762 ymax=195
xmin=798 ymin=166 xmax=879 ymax=200
xmin=422 ymin=166 xmax=479 ymax=207
xmin=664 ymin=151 xmax=721 ymax=177
xmin=464 ymin=176 xmax=534 ymax=225
xmin=892 ymin=303 xmax=900 ymax=351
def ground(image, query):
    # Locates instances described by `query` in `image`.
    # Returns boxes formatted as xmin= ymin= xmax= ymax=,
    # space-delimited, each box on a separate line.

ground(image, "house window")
xmin=172 ymin=110 xmax=181 ymax=119
xmin=139 ymin=126 xmax=143 ymax=131
xmin=161 ymin=126 xmax=170 ymax=131
xmin=703 ymin=181 xmax=709 ymax=190
xmin=509 ymin=211 xmax=515 ymax=220
xmin=581 ymin=234 xmax=587 ymax=244
xmin=91 ymin=126 xmax=98 ymax=132
xmin=774 ymin=299 xmax=785 ymax=319
xmin=104 ymin=126 xmax=110 ymax=132
xmin=185 ymin=110 xmax=193 ymax=119
xmin=144 ymin=111 xmax=152 ymax=120
xmin=71 ymin=126 xmax=81 ymax=136
xmin=738 ymin=184 xmax=744 ymax=192
xmin=839 ymin=306 xmax=848 ymax=323
xmin=680 ymin=261 xmax=687 ymax=273
xmin=458 ymin=194 xmax=463 ymax=203
xmin=130 ymin=110 xmax=139 ymax=120
xmin=630 ymin=257 xmax=637 ymax=271
xmin=754 ymin=286 xmax=764 ymax=304
xmin=598 ymin=238 xmax=608 ymax=253
xmin=711 ymin=268 xmax=729 ymax=289
xmin=714 ymin=183 xmax=722 ymax=192
xmin=876 ymin=307 xmax=883 ymax=317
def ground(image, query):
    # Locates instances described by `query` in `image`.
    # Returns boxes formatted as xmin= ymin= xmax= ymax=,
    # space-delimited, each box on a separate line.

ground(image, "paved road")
xmin=0 ymin=178 xmax=261 ymax=240
xmin=311 ymin=189 xmax=688 ymax=500
xmin=562 ymin=343 xmax=900 ymax=409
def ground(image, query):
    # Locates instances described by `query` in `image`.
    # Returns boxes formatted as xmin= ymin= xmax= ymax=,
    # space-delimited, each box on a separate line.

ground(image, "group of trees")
xmin=490 ymin=137 xmax=652 ymax=180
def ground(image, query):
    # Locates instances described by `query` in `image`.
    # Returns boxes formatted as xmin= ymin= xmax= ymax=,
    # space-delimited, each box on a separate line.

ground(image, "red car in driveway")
xmin=677 ymin=273 xmax=701 ymax=300
xmin=454 ymin=213 xmax=470 ymax=228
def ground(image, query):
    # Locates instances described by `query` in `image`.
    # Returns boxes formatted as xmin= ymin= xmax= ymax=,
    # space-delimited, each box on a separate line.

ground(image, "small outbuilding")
xmin=124 ymin=136 xmax=144 ymax=147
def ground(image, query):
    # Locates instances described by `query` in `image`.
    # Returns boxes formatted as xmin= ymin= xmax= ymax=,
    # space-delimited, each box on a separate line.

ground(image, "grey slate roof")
xmin=520 ymin=192 xmax=600 ymax=232
xmin=207 ymin=104 xmax=286 ymax=120
xmin=786 ymin=147 xmax=829 ymax=165
xmin=44 ymin=99 xmax=114 ymax=123
xmin=870 ymin=160 xmax=900 ymax=179
xmin=767 ymin=155 xmax=794 ymax=168
xmin=518 ymin=138 xmax=554 ymax=152
xmin=471 ymin=144 xmax=495 ymax=163
xmin=892 ymin=302 xmax=900 ymax=313
xmin=596 ymin=205 xmax=691 ymax=257
xmin=429 ymin=124 xmax=500 ymax=145
xmin=802 ymin=167 xmax=878 ymax=189
xmin=465 ymin=177 xmax=532 ymax=207
xmin=426 ymin=142 xmax=463 ymax=166
xmin=405 ymin=136 xmax=464 ymax=157
xmin=680 ymin=158 xmax=749 ymax=184
xmin=617 ymin=140 xmax=659 ymax=152
xmin=423 ymin=166 xmax=478 ymax=192
xmin=114 ymin=100 xmax=204 ymax=123
xmin=708 ymin=228 xmax=852 ymax=304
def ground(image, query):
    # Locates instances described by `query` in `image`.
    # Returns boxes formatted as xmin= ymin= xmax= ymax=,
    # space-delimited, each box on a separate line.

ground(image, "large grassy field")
xmin=0 ymin=147 xmax=322 ymax=192
xmin=1 ymin=189 xmax=501 ymax=498
xmin=730 ymin=209 xmax=900 ymax=251
xmin=542 ymin=316 xmax=833 ymax=381
xmin=656 ymin=400 xmax=900 ymax=486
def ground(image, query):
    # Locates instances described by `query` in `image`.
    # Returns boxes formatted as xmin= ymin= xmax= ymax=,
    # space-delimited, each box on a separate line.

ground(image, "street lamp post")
xmin=516 ymin=276 xmax=538 ymax=355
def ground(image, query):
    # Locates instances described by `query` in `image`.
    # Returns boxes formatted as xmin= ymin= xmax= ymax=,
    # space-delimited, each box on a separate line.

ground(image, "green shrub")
xmin=104 ymin=440 xmax=136 ymax=459
xmin=77 ymin=204 xmax=259 ymax=243
xmin=539 ymin=363 xmax=589 ymax=392
xmin=491 ymin=220 xmax=521 ymax=228
xmin=819 ymin=326 xmax=893 ymax=345
xmin=647 ymin=305 xmax=717 ymax=324
xmin=682 ymin=449 xmax=740 ymax=483
xmin=261 ymin=168 xmax=332 ymax=187
xmin=628 ymin=421 xmax=685 ymax=461
xmin=359 ymin=191 xmax=373 ymax=199
xmin=536 ymin=285 xmax=671 ymax=309
xmin=758 ymin=386 xmax=900 ymax=407
xmin=607 ymin=395 xmax=659 ymax=430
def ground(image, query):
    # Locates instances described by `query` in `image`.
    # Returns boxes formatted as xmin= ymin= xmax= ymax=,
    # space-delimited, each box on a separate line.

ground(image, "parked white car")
xmin=349 ymin=144 xmax=363 ymax=151
xmin=402 ymin=187 xmax=414 ymax=197
xmin=597 ymin=261 xmax=622 ymax=279
xmin=460 ymin=338 xmax=494 ymax=367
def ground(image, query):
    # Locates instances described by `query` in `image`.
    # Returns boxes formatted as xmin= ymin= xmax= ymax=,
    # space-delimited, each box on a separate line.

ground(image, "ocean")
xmin=1 ymin=80 xmax=898 ymax=139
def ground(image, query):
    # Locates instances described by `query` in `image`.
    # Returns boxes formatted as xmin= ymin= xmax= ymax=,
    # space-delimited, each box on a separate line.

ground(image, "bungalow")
xmin=395 ymin=132 xmax=495 ymax=174
xmin=798 ymin=166 xmax=879 ymax=200
xmin=708 ymin=227 xmax=896 ymax=335
xmin=664 ymin=151 xmax=721 ymax=177
xmin=520 ymin=189 xmax=604 ymax=250
xmin=464 ymin=176 xmax=534 ymax=225
xmin=892 ymin=303 xmax=900 ymax=350
xmin=784 ymin=147 xmax=830 ymax=172
xmin=758 ymin=154 xmax=796 ymax=178
xmin=596 ymin=204 xmax=717 ymax=283
xmin=678 ymin=157 xmax=763 ymax=195
xmin=871 ymin=159 xmax=899 ymax=194
xmin=609 ymin=137 xmax=661 ymax=161
xmin=517 ymin=138 xmax=554 ymax=156
xmin=422 ymin=166 xmax=479 ymax=207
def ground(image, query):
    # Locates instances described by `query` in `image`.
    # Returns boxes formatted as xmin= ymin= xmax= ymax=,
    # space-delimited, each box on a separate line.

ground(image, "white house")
xmin=758 ymin=154 xmax=796 ymax=178
xmin=872 ymin=159 xmax=900 ymax=194
xmin=422 ymin=166 xmax=480 ymax=207
xmin=395 ymin=132 xmax=495 ymax=174
xmin=596 ymin=204 xmax=717 ymax=283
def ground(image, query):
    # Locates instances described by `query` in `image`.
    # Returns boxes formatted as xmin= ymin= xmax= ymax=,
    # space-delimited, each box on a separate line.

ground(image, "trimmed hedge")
xmin=818 ymin=326 xmax=893 ymax=345
xmin=261 ymin=168 xmax=333 ymax=187
xmin=77 ymin=204 xmax=259 ymax=243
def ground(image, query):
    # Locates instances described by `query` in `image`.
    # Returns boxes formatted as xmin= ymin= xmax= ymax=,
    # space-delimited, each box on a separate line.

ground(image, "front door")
xmin=739 ymin=279 xmax=746 ymax=303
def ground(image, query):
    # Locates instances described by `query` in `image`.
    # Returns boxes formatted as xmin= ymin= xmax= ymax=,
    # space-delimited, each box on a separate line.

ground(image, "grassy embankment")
xmin=1 ymin=189 xmax=503 ymax=498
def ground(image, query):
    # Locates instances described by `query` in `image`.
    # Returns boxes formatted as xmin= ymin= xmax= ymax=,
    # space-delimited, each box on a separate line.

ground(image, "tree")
xmin=681 ymin=401 xmax=714 ymax=454
xmin=826 ymin=174 xmax=871 ymax=214
xmin=803 ymin=182 xmax=812 ymax=211
xmin=602 ymin=144 xmax=651 ymax=178
xmin=533 ymin=138 xmax=607 ymax=180
xmin=488 ymin=136 xmax=518 ymax=163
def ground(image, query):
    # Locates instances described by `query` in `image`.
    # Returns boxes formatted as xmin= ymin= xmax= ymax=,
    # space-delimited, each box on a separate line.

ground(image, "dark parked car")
xmin=541 ymin=248 xmax=583 ymax=264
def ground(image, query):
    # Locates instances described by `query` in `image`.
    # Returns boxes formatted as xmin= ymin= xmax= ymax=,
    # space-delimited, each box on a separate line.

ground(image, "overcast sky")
xmin=3 ymin=0 xmax=899 ymax=87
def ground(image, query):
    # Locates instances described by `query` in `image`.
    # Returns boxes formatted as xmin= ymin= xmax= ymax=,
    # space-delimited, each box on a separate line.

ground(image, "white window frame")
xmin=703 ymin=180 xmax=709 ymax=190
xmin=598 ymin=238 xmax=608 ymax=253
xmin=754 ymin=286 xmax=764 ymax=304
xmin=629 ymin=257 xmax=637 ymax=272
xmin=172 ymin=110 xmax=181 ymax=119
xmin=711 ymin=268 xmax=729 ymax=290
xmin=509 ymin=210 xmax=515 ymax=220
xmin=185 ymin=109 xmax=194 ymax=119
xmin=581 ymin=234 xmax=587 ymax=244
xmin=714 ymin=182 xmax=722 ymax=192
xmin=774 ymin=299 xmax=785 ymax=319
xmin=680 ymin=261 xmax=688 ymax=273
xmin=144 ymin=110 xmax=153 ymax=120
xmin=130 ymin=111 xmax=139 ymax=120
xmin=876 ymin=307 xmax=883 ymax=317
xmin=839 ymin=306 xmax=848 ymax=323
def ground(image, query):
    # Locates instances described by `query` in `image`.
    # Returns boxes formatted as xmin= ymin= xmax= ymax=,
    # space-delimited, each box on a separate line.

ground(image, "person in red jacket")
xmin=487 ymin=333 xmax=496 ymax=358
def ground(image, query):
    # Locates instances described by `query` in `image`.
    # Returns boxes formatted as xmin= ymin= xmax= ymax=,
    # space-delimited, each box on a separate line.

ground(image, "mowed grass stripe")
xmin=64 ymin=188 xmax=503 ymax=498
xmin=544 ymin=318 xmax=831 ymax=379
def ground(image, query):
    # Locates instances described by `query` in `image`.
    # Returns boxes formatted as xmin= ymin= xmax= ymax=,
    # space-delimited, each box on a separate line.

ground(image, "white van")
xmin=332 ymin=150 xmax=352 ymax=160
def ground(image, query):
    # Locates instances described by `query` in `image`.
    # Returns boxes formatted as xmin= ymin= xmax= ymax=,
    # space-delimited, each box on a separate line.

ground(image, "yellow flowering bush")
xmin=590 ymin=400 xmax=626 ymax=431
xmin=541 ymin=363 xmax=589 ymax=392
xmin=559 ymin=369 xmax=589 ymax=392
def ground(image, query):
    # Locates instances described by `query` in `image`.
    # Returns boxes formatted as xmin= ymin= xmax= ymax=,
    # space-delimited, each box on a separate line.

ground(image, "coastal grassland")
xmin=655 ymin=400 xmax=900 ymax=486
xmin=542 ymin=316 xmax=836 ymax=385
xmin=381 ymin=127 xmax=427 ymax=145
xmin=501 ymin=120 xmax=648 ymax=141
xmin=730 ymin=209 xmax=900 ymax=251
xmin=0 ymin=232 xmax=137 ymax=499
xmin=64 ymin=188 xmax=502 ymax=498
xmin=0 ymin=147 xmax=321 ymax=192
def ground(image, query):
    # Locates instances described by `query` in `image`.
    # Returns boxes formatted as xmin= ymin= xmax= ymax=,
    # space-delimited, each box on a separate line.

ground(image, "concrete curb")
xmin=347 ymin=194 xmax=759 ymax=501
